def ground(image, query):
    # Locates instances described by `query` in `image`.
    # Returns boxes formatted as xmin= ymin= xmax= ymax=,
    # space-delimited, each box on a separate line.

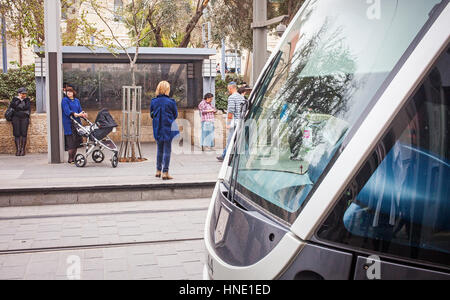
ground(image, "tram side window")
xmin=317 ymin=46 xmax=450 ymax=268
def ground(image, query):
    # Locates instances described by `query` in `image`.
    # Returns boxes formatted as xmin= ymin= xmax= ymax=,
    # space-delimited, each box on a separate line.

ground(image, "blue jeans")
xmin=156 ymin=140 xmax=172 ymax=172
xmin=201 ymin=121 xmax=215 ymax=147
xmin=222 ymin=126 xmax=235 ymax=159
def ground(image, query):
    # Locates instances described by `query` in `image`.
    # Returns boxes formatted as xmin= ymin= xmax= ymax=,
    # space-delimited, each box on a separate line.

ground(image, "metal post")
xmin=1 ymin=16 xmax=7 ymax=73
xmin=221 ymin=39 xmax=226 ymax=80
xmin=235 ymin=48 xmax=238 ymax=74
xmin=91 ymin=36 xmax=96 ymax=73
xmin=40 ymin=58 xmax=44 ymax=111
xmin=252 ymin=0 xmax=267 ymax=86
xmin=44 ymin=0 xmax=63 ymax=163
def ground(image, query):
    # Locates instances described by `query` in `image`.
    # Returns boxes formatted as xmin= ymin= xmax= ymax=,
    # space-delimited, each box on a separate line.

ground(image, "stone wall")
xmin=0 ymin=114 xmax=48 ymax=154
xmin=0 ymin=109 xmax=228 ymax=154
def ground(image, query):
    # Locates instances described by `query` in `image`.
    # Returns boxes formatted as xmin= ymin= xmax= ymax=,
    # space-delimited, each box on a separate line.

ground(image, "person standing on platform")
xmin=217 ymin=82 xmax=246 ymax=162
xmin=198 ymin=93 xmax=216 ymax=151
xmin=8 ymin=87 xmax=31 ymax=156
xmin=150 ymin=81 xmax=179 ymax=180
xmin=62 ymin=87 xmax=87 ymax=164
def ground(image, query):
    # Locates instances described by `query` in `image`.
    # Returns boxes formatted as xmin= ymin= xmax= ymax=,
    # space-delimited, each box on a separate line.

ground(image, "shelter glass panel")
xmin=63 ymin=63 xmax=187 ymax=110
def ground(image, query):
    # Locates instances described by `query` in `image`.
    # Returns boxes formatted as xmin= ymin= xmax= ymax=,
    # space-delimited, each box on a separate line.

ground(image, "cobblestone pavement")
xmin=0 ymin=198 xmax=210 ymax=280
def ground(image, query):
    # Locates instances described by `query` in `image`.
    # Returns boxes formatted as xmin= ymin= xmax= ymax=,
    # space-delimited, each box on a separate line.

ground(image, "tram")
xmin=204 ymin=0 xmax=450 ymax=280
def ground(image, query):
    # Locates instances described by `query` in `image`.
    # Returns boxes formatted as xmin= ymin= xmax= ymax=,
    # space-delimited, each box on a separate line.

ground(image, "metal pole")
xmin=221 ymin=38 xmax=226 ymax=80
xmin=252 ymin=0 xmax=267 ymax=86
xmin=40 ymin=57 xmax=44 ymax=112
xmin=235 ymin=48 xmax=238 ymax=74
xmin=1 ymin=16 xmax=7 ymax=73
xmin=44 ymin=0 xmax=63 ymax=163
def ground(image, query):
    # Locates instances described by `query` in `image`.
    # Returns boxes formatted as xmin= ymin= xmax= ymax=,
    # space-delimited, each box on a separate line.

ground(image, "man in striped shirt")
xmin=217 ymin=82 xmax=247 ymax=162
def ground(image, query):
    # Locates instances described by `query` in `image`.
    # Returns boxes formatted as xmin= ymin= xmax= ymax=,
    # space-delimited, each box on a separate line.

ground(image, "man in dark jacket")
xmin=8 ymin=87 xmax=31 ymax=156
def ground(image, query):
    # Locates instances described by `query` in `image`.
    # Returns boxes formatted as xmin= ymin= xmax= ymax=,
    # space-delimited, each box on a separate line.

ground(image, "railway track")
xmin=0 ymin=205 xmax=208 ymax=256
xmin=0 ymin=237 xmax=205 ymax=256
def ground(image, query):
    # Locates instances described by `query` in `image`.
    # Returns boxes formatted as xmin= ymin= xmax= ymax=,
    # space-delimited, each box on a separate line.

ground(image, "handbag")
xmin=5 ymin=107 xmax=14 ymax=121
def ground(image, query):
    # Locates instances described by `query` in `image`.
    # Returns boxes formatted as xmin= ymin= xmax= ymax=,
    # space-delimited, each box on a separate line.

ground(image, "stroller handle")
xmin=70 ymin=114 xmax=94 ymax=125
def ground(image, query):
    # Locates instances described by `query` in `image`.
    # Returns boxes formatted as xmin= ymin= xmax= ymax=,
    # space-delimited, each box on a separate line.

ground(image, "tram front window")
xmin=232 ymin=0 xmax=441 ymax=224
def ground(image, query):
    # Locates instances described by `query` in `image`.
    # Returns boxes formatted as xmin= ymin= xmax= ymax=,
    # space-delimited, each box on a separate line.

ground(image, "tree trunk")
xmin=178 ymin=0 xmax=210 ymax=48
xmin=179 ymin=11 xmax=202 ymax=48
xmin=288 ymin=0 xmax=303 ymax=23
xmin=288 ymin=0 xmax=294 ymax=22
xmin=64 ymin=18 xmax=79 ymax=46
xmin=18 ymin=36 xmax=23 ymax=66
xmin=130 ymin=61 xmax=136 ymax=86
xmin=151 ymin=23 xmax=163 ymax=47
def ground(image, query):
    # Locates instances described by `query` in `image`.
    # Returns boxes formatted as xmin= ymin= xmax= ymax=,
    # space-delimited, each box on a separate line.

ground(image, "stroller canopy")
xmin=95 ymin=109 xmax=118 ymax=128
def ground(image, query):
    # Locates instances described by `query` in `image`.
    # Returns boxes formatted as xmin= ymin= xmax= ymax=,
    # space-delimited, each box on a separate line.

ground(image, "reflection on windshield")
xmin=318 ymin=46 xmax=450 ymax=266
xmin=233 ymin=0 xmax=441 ymax=223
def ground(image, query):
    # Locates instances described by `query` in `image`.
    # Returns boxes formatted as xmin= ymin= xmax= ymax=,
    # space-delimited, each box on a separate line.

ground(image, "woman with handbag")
xmin=8 ymin=87 xmax=31 ymax=156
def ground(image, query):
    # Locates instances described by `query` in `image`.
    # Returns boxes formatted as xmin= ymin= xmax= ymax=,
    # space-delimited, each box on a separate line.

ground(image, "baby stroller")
xmin=70 ymin=109 xmax=119 ymax=168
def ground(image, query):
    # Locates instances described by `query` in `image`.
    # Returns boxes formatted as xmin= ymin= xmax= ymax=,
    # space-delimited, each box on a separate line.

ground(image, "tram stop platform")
xmin=0 ymin=143 xmax=222 ymax=207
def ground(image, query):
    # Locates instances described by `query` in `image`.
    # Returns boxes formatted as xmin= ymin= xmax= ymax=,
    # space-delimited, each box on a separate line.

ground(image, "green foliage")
xmin=215 ymin=74 xmax=246 ymax=111
xmin=123 ymin=0 xmax=205 ymax=48
xmin=0 ymin=64 xmax=36 ymax=101
xmin=209 ymin=0 xmax=305 ymax=50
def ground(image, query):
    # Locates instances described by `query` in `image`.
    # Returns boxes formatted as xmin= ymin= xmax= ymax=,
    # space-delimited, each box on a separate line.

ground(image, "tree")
xmin=86 ymin=0 xmax=158 ymax=161
xmin=87 ymin=0 xmax=155 ymax=86
xmin=130 ymin=0 xmax=185 ymax=48
xmin=0 ymin=0 xmax=114 ymax=66
xmin=178 ymin=0 xmax=210 ymax=48
xmin=0 ymin=0 xmax=44 ymax=66
xmin=129 ymin=0 xmax=208 ymax=48
xmin=209 ymin=0 xmax=305 ymax=51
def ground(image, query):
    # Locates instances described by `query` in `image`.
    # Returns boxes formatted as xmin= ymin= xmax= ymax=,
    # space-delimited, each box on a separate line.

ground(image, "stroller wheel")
xmin=75 ymin=154 xmax=87 ymax=168
xmin=111 ymin=153 xmax=119 ymax=168
xmin=92 ymin=150 xmax=105 ymax=163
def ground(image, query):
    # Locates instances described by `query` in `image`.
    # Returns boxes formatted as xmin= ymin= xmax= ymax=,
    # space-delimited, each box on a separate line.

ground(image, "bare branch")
xmin=88 ymin=0 xmax=133 ymax=63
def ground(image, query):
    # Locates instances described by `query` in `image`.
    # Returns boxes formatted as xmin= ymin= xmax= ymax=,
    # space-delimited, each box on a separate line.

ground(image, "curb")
xmin=0 ymin=181 xmax=216 ymax=207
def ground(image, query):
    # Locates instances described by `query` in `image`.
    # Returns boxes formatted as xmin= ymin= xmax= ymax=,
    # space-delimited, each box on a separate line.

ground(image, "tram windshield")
xmin=232 ymin=0 xmax=442 ymax=223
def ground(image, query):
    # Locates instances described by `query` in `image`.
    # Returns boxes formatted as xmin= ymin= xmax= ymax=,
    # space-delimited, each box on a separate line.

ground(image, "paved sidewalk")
xmin=0 ymin=143 xmax=222 ymax=190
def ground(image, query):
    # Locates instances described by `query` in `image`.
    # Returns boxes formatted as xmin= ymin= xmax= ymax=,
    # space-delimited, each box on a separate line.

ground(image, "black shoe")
xmin=216 ymin=156 xmax=224 ymax=162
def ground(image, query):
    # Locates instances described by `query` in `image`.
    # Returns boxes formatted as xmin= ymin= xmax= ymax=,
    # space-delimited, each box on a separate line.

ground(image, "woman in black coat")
xmin=8 ymin=87 xmax=31 ymax=156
